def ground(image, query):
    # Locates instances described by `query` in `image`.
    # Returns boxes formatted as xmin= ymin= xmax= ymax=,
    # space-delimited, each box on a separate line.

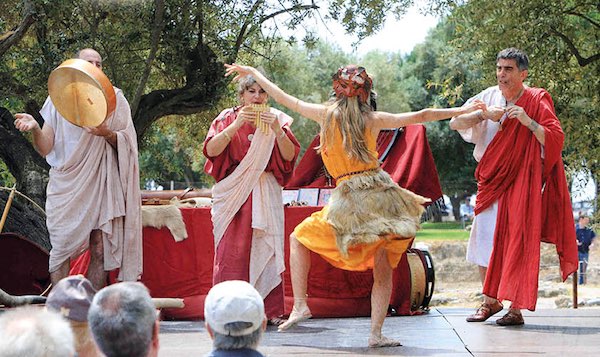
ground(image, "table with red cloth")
xmin=71 ymin=124 xmax=440 ymax=320
xmin=98 ymin=206 xmax=417 ymax=320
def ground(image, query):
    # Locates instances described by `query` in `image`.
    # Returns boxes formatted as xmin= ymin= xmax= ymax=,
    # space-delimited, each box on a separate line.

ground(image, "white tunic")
xmin=458 ymin=86 xmax=505 ymax=267
xmin=40 ymin=97 xmax=84 ymax=168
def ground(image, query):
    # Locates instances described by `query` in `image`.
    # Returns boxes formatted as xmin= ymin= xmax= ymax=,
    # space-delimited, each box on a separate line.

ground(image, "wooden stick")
xmin=152 ymin=298 xmax=185 ymax=309
xmin=0 ymin=184 xmax=16 ymax=233
xmin=573 ymin=270 xmax=578 ymax=309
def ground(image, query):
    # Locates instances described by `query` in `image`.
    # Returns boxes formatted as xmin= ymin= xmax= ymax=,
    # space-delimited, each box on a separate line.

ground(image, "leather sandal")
xmin=466 ymin=301 xmax=504 ymax=322
xmin=496 ymin=311 xmax=524 ymax=326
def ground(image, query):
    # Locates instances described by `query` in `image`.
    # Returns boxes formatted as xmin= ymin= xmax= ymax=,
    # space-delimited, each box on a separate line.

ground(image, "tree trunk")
xmin=133 ymin=44 xmax=225 ymax=141
xmin=0 ymin=108 xmax=49 ymax=207
xmin=0 ymin=191 xmax=49 ymax=251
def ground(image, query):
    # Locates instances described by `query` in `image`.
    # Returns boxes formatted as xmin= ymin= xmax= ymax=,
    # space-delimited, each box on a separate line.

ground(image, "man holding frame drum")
xmin=14 ymin=48 xmax=142 ymax=291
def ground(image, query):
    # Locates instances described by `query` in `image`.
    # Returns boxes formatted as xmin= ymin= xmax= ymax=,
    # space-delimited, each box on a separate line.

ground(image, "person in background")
xmin=576 ymin=215 xmax=596 ymax=284
xmin=88 ymin=282 xmax=159 ymax=357
xmin=204 ymin=280 xmax=267 ymax=357
xmin=459 ymin=196 xmax=475 ymax=222
xmin=203 ymin=70 xmax=300 ymax=325
xmin=0 ymin=306 xmax=75 ymax=357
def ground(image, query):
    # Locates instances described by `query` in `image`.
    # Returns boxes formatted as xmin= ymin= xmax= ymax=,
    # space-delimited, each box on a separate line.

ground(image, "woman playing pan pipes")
xmin=225 ymin=63 xmax=485 ymax=347
xmin=203 ymin=73 xmax=301 ymax=325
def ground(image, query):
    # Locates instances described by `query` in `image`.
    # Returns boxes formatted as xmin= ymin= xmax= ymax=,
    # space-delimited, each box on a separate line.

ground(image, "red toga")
xmin=476 ymin=87 xmax=578 ymax=310
xmin=203 ymin=107 xmax=300 ymax=319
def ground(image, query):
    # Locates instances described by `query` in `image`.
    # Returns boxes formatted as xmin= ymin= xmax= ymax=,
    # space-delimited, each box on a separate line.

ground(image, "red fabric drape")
xmin=70 ymin=207 xmax=422 ymax=319
xmin=286 ymin=125 xmax=443 ymax=204
xmin=477 ymin=88 xmax=578 ymax=310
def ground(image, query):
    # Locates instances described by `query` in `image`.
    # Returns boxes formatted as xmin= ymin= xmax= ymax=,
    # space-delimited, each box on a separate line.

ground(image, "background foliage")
xmin=1 ymin=0 xmax=597 ymax=220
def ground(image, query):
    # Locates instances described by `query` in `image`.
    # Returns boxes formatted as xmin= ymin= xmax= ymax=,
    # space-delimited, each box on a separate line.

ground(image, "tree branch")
xmin=549 ymin=27 xmax=600 ymax=67
xmin=260 ymin=3 xmax=319 ymax=24
xmin=231 ymin=0 xmax=265 ymax=63
xmin=133 ymin=44 xmax=226 ymax=140
xmin=131 ymin=0 xmax=165 ymax=114
xmin=0 ymin=0 xmax=36 ymax=58
xmin=230 ymin=1 xmax=320 ymax=62
xmin=566 ymin=11 xmax=600 ymax=29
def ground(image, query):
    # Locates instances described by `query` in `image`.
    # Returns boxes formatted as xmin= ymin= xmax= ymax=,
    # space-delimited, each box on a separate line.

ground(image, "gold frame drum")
xmin=47 ymin=58 xmax=116 ymax=127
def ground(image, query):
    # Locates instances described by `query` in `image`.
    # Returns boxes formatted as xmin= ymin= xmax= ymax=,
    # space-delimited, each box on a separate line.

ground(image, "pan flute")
xmin=248 ymin=104 xmax=270 ymax=135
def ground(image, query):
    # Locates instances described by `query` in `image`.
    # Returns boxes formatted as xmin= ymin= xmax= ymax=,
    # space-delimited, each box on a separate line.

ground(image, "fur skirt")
xmin=326 ymin=169 xmax=430 ymax=256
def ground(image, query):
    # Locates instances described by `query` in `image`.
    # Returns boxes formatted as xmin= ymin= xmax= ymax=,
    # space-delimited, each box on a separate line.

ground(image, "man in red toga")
xmin=450 ymin=48 xmax=578 ymax=325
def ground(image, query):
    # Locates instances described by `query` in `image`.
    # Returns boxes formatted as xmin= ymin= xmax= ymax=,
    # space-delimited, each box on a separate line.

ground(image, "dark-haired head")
xmin=497 ymin=48 xmax=529 ymax=71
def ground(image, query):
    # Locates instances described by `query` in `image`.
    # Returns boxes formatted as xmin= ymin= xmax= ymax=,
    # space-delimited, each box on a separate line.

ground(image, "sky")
xmin=317 ymin=6 xmax=440 ymax=57
xmin=271 ymin=3 xmax=440 ymax=58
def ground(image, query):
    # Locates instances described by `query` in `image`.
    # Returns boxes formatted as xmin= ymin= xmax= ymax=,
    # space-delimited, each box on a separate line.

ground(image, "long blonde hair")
xmin=317 ymin=96 xmax=376 ymax=163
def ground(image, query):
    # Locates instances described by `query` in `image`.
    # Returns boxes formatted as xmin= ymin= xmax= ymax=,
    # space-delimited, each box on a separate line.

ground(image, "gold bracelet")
xmin=222 ymin=131 xmax=231 ymax=141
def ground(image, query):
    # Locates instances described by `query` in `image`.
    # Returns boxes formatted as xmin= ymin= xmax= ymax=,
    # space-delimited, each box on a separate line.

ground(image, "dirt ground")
xmin=418 ymin=239 xmax=600 ymax=309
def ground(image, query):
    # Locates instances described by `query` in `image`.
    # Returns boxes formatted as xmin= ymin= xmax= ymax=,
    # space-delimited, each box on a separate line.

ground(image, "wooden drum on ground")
xmin=48 ymin=58 xmax=116 ymax=127
xmin=406 ymin=248 xmax=435 ymax=312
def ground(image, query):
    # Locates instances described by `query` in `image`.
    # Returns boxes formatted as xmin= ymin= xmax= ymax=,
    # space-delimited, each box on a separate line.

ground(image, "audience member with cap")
xmin=204 ymin=280 xmax=267 ymax=357
xmin=0 ymin=305 xmax=75 ymax=357
xmin=46 ymin=275 xmax=103 ymax=357
xmin=88 ymin=282 xmax=159 ymax=357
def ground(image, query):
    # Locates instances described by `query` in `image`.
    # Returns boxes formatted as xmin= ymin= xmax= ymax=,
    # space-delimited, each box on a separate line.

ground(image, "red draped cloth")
xmin=476 ymin=88 xmax=578 ymax=310
xmin=203 ymin=107 xmax=300 ymax=319
xmin=287 ymin=124 xmax=443 ymax=204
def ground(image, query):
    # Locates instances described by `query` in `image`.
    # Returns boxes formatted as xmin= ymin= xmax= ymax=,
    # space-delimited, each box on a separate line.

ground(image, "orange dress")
xmin=293 ymin=124 xmax=425 ymax=271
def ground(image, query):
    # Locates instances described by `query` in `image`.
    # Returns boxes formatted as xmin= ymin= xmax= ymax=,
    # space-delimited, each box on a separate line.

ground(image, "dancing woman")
xmin=225 ymin=63 xmax=485 ymax=347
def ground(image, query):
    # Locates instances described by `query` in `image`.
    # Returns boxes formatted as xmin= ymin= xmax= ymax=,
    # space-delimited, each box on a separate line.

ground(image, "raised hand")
xmin=236 ymin=106 xmax=258 ymax=127
xmin=14 ymin=113 xmax=40 ymax=132
xmin=485 ymin=106 xmax=506 ymax=122
xmin=260 ymin=111 xmax=280 ymax=131
xmin=83 ymin=119 xmax=112 ymax=137
xmin=505 ymin=105 xmax=530 ymax=124
xmin=464 ymin=99 xmax=487 ymax=114
xmin=224 ymin=63 xmax=256 ymax=82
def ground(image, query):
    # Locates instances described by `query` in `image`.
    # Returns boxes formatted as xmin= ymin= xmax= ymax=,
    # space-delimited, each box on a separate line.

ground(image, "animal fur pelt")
xmin=175 ymin=197 xmax=212 ymax=208
xmin=141 ymin=205 xmax=188 ymax=242
xmin=0 ymin=288 xmax=46 ymax=307
xmin=326 ymin=170 xmax=430 ymax=256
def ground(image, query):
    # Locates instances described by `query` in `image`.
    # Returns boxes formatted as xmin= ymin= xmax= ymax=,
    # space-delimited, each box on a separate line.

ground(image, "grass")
xmin=416 ymin=221 xmax=470 ymax=240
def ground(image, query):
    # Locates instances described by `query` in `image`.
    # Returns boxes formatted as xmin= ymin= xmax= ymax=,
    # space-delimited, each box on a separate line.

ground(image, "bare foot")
xmin=268 ymin=317 xmax=285 ymax=326
xmin=368 ymin=335 xmax=402 ymax=348
xmin=278 ymin=306 xmax=312 ymax=331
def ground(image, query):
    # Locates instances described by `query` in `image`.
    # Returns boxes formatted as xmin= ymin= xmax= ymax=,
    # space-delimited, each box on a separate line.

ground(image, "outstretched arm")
xmin=14 ymin=113 xmax=55 ymax=156
xmin=371 ymin=100 xmax=487 ymax=130
xmin=225 ymin=63 xmax=326 ymax=123
xmin=449 ymin=105 xmax=505 ymax=130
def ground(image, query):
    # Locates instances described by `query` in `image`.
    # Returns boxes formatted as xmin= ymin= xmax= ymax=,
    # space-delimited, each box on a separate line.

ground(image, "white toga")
xmin=42 ymin=88 xmax=142 ymax=281
xmin=458 ymin=86 xmax=505 ymax=267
